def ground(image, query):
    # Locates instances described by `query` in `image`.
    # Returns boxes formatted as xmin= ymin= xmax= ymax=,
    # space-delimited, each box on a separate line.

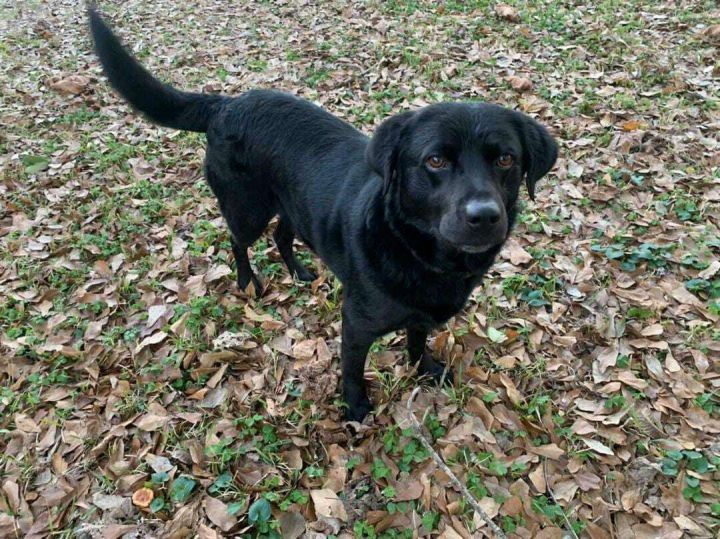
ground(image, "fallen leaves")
xmin=49 ymin=74 xmax=91 ymax=95
xmin=530 ymin=444 xmax=566 ymax=460
xmin=2 ymin=0 xmax=719 ymax=537
xmin=205 ymin=263 xmax=232 ymax=282
xmin=204 ymin=497 xmax=237 ymax=532
xmin=502 ymin=237 xmax=533 ymax=265
xmin=135 ymin=413 xmax=169 ymax=431
xmin=311 ymin=489 xmax=348 ymax=521
xmin=498 ymin=372 xmax=522 ymax=406
xmin=279 ymin=512 xmax=306 ymax=539
xmin=134 ymin=330 xmax=169 ymax=353
xmin=507 ymin=75 xmax=533 ymax=93
xmin=703 ymin=24 xmax=720 ymax=42
xmin=595 ymin=345 xmax=619 ymax=373
xmin=581 ymin=438 xmax=615 ymax=456
xmin=495 ymin=4 xmax=519 ymax=22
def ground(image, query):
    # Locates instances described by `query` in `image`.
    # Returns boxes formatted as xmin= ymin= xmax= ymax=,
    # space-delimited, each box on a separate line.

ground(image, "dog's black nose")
xmin=465 ymin=199 xmax=501 ymax=227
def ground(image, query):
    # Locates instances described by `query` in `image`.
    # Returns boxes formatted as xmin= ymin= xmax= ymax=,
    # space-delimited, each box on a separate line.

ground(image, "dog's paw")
xmin=294 ymin=267 xmax=317 ymax=283
xmin=251 ymin=275 xmax=264 ymax=298
xmin=419 ymin=354 xmax=453 ymax=385
xmin=238 ymin=275 xmax=264 ymax=298
xmin=344 ymin=396 xmax=373 ymax=423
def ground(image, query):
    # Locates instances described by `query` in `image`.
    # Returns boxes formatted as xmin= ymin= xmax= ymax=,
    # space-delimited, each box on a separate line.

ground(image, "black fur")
xmin=89 ymin=8 xmax=558 ymax=421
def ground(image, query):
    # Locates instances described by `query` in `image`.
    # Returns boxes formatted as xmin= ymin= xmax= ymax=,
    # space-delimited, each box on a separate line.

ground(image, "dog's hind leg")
xmin=206 ymin=165 xmax=272 ymax=297
xmin=273 ymin=218 xmax=317 ymax=282
xmin=231 ymin=235 xmax=264 ymax=296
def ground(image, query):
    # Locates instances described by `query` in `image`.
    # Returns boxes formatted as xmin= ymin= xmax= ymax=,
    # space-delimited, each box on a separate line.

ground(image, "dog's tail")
xmin=88 ymin=6 xmax=224 ymax=133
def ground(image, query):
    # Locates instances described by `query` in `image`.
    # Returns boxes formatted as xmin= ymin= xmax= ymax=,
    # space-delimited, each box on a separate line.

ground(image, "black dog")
xmin=89 ymin=8 xmax=558 ymax=421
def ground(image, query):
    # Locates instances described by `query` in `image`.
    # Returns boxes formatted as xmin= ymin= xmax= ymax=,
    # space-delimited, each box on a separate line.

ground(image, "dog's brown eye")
xmin=426 ymin=155 xmax=448 ymax=170
xmin=496 ymin=154 xmax=514 ymax=169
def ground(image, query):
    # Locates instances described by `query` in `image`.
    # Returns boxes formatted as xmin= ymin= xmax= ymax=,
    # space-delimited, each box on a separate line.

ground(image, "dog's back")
xmin=90 ymin=7 xmax=375 ymax=279
xmin=203 ymin=89 xmax=372 ymax=271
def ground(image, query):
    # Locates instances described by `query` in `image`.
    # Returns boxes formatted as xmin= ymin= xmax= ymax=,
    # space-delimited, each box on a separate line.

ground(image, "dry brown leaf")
xmin=205 ymin=264 xmax=232 ymax=282
xmin=595 ymin=345 xmax=618 ymax=373
xmin=102 ymin=525 xmax=138 ymax=539
xmin=581 ymin=438 xmax=614 ymax=456
xmin=50 ymin=74 xmax=90 ymax=95
xmin=670 ymin=285 xmax=703 ymax=308
xmin=534 ymin=528 xmax=564 ymax=539
xmin=552 ymin=480 xmax=578 ymax=502
xmin=292 ymin=338 xmax=317 ymax=361
xmin=279 ymin=512 xmax=306 ymax=539
xmin=204 ymin=496 xmax=237 ymax=532
xmin=51 ymin=452 xmax=68 ymax=475
xmin=573 ymin=471 xmax=602 ymax=491
xmin=502 ymin=237 xmax=532 ymax=265
xmin=135 ymin=331 xmax=168 ymax=353
xmin=197 ymin=523 xmax=220 ymax=539
xmin=14 ymin=414 xmax=40 ymax=433
xmin=507 ymin=75 xmax=533 ymax=93
xmin=145 ymin=454 xmax=173 ymax=474
xmin=393 ymin=478 xmax=423 ymax=501
xmin=672 ymin=515 xmax=704 ymax=533
xmin=703 ymin=24 xmax=720 ymax=41
xmin=530 ymin=443 xmax=565 ymax=460
xmin=617 ymin=370 xmax=649 ymax=390
xmin=529 ymin=464 xmax=546 ymax=492
xmin=498 ymin=373 xmax=523 ymax=406
xmin=310 ymin=489 xmax=347 ymax=521
xmin=135 ymin=413 xmax=169 ymax=431
xmin=494 ymin=4 xmax=519 ymax=22
xmin=698 ymin=260 xmax=720 ymax=279
xmin=322 ymin=466 xmax=347 ymax=492
xmin=243 ymin=305 xmax=275 ymax=322
xmin=640 ymin=323 xmax=663 ymax=336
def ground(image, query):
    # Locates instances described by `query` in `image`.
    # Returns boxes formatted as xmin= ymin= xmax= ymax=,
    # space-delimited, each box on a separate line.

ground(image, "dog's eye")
xmin=496 ymin=154 xmax=514 ymax=169
xmin=426 ymin=155 xmax=448 ymax=170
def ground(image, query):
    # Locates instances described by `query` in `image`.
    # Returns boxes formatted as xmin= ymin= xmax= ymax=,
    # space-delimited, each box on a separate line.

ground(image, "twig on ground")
xmin=543 ymin=458 xmax=579 ymax=539
xmin=406 ymin=387 xmax=507 ymax=539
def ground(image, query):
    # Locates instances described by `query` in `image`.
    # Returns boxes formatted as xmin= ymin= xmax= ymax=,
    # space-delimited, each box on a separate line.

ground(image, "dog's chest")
xmin=403 ymin=282 xmax=475 ymax=327
xmin=428 ymin=298 xmax=468 ymax=323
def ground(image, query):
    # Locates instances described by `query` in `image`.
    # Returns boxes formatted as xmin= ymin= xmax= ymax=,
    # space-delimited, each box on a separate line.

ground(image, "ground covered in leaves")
xmin=1 ymin=0 xmax=719 ymax=537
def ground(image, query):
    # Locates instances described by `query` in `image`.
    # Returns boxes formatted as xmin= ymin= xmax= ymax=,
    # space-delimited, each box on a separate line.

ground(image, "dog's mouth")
xmin=437 ymin=233 xmax=500 ymax=255
xmin=437 ymin=214 xmax=506 ymax=256
xmin=458 ymin=243 xmax=496 ymax=254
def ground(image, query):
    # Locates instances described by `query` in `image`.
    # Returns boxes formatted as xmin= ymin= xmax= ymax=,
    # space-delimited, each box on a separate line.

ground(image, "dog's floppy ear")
xmin=518 ymin=114 xmax=558 ymax=200
xmin=366 ymin=110 xmax=416 ymax=196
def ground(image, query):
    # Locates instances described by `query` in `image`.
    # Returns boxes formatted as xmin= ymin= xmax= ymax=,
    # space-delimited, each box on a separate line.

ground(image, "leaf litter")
xmin=0 ymin=0 xmax=719 ymax=537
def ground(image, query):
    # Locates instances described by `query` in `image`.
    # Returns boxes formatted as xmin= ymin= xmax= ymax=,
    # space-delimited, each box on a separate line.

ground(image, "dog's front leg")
xmin=407 ymin=326 xmax=454 ymax=384
xmin=341 ymin=306 xmax=376 ymax=422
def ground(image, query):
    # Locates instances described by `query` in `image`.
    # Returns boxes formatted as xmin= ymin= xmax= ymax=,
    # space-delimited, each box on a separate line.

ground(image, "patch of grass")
xmin=247 ymin=59 xmax=268 ymax=72
xmin=54 ymin=106 xmax=104 ymax=125
xmin=591 ymin=238 xmax=675 ymax=272
xmin=502 ymin=273 xmax=560 ymax=307
xmin=304 ymin=66 xmax=330 ymax=88
xmin=532 ymin=495 xmax=585 ymax=534
xmin=80 ymin=135 xmax=141 ymax=173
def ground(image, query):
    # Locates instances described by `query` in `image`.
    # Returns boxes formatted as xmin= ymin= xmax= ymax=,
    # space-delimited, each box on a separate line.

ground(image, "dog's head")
xmin=366 ymin=103 xmax=558 ymax=255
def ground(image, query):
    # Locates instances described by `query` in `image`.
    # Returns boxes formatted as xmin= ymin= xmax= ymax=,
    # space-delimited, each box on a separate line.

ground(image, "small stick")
xmin=406 ymin=387 xmax=507 ymax=539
